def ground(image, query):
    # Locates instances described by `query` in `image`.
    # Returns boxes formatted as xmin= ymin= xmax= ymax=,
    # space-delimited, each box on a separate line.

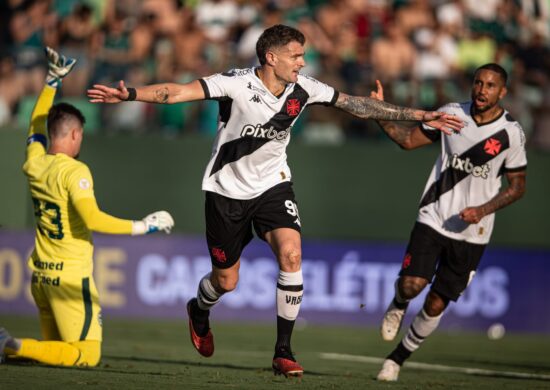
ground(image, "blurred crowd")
xmin=1 ymin=0 xmax=550 ymax=149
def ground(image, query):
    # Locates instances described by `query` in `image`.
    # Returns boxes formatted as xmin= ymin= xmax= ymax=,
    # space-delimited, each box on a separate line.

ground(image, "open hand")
xmin=421 ymin=111 xmax=464 ymax=135
xmin=87 ymin=80 xmax=129 ymax=103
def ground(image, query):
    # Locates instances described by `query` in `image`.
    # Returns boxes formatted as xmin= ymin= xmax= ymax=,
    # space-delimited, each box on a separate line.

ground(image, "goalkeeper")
xmin=0 ymin=47 xmax=174 ymax=367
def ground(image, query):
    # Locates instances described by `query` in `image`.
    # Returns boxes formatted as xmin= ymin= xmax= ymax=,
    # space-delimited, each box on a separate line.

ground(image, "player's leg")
xmin=381 ymin=222 xmax=440 ymax=342
xmin=253 ymin=182 xmax=304 ymax=377
xmin=265 ymin=227 xmax=304 ymax=376
xmin=4 ymin=274 xmax=102 ymax=366
xmin=187 ymin=191 xmax=252 ymax=357
xmin=378 ymin=233 xmax=486 ymax=381
xmin=381 ymin=276 xmax=428 ymax=341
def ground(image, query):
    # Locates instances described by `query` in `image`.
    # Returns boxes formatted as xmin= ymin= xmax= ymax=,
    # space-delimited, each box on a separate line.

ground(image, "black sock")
xmin=190 ymin=299 xmax=210 ymax=337
xmin=387 ymin=342 xmax=412 ymax=366
xmin=275 ymin=316 xmax=295 ymax=358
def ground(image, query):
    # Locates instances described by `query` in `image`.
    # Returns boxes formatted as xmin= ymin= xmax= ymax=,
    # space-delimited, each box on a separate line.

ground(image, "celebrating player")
xmin=371 ymin=63 xmax=527 ymax=381
xmin=87 ymin=24 xmax=462 ymax=377
xmin=0 ymin=47 xmax=174 ymax=367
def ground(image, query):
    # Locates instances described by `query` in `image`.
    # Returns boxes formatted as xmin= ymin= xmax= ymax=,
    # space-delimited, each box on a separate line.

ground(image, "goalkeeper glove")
xmin=45 ymin=46 xmax=77 ymax=88
xmin=132 ymin=211 xmax=175 ymax=235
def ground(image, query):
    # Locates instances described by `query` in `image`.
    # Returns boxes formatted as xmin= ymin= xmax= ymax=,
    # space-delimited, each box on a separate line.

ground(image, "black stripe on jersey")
xmin=419 ymin=129 xmax=510 ymax=208
xmin=199 ymin=79 xmax=210 ymax=99
xmin=209 ymin=84 xmax=310 ymax=176
xmin=499 ymin=164 xmax=527 ymax=177
xmin=420 ymin=126 xmax=441 ymax=142
xmin=307 ymin=90 xmax=340 ymax=106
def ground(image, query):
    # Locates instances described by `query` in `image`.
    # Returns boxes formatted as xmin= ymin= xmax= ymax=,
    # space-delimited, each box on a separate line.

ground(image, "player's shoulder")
xmin=210 ymin=67 xmax=255 ymax=79
xmin=297 ymin=73 xmax=325 ymax=86
xmin=438 ymin=102 xmax=468 ymax=115
xmin=502 ymin=111 xmax=527 ymax=146
xmin=58 ymin=155 xmax=91 ymax=176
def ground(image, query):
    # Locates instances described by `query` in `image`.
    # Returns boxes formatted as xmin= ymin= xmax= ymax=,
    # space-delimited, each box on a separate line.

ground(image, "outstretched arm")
xmin=87 ymin=79 xmax=206 ymax=104
xmin=26 ymin=47 xmax=77 ymax=161
xmin=334 ymin=80 xmax=463 ymax=136
xmin=460 ymin=170 xmax=526 ymax=224
xmin=367 ymin=80 xmax=435 ymax=150
xmin=73 ymin=198 xmax=175 ymax=235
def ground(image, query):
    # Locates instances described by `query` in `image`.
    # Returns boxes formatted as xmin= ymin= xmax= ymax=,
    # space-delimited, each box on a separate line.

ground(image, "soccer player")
xmin=0 ymin=47 xmax=175 ymax=367
xmin=87 ymin=24 xmax=462 ymax=377
xmin=370 ymin=63 xmax=527 ymax=381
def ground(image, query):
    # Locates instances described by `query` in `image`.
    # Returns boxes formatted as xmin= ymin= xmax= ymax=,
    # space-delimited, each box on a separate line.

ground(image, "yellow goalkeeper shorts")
xmin=31 ymin=271 xmax=103 ymax=342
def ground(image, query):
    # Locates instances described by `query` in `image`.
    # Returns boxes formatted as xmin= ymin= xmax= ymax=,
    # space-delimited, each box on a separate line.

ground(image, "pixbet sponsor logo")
xmin=241 ymin=124 xmax=290 ymax=140
xmin=447 ymin=154 xmax=490 ymax=178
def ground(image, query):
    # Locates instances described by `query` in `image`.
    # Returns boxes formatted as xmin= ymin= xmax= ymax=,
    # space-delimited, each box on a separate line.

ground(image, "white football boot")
xmin=377 ymin=359 xmax=400 ymax=381
xmin=380 ymin=300 xmax=407 ymax=341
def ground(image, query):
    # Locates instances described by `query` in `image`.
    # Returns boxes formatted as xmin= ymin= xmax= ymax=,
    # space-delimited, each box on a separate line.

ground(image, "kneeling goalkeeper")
xmin=0 ymin=47 xmax=175 ymax=367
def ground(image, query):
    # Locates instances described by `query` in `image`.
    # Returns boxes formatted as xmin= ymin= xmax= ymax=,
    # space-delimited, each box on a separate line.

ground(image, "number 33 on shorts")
xmin=285 ymin=200 xmax=301 ymax=227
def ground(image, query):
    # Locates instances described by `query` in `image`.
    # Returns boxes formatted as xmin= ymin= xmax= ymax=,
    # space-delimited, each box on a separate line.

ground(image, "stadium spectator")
xmin=371 ymin=63 xmax=527 ymax=382
xmin=87 ymin=23 xmax=462 ymax=377
xmin=0 ymin=47 xmax=174 ymax=366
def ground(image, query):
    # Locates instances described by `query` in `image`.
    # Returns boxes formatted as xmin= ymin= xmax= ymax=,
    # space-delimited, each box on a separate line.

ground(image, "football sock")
xmin=387 ymin=341 xmax=412 ymax=366
xmin=389 ymin=309 xmax=443 ymax=365
xmin=275 ymin=270 xmax=303 ymax=354
xmin=192 ymin=273 xmax=223 ymax=337
xmin=9 ymin=339 xmax=81 ymax=366
xmin=197 ymin=273 xmax=223 ymax=311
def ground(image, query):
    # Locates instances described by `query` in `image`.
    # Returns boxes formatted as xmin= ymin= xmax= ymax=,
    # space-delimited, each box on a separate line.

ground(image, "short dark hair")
xmin=47 ymin=103 xmax=86 ymax=138
xmin=256 ymin=24 xmax=305 ymax=65
xmin=475 ymin=63 xmax=508 ymax=86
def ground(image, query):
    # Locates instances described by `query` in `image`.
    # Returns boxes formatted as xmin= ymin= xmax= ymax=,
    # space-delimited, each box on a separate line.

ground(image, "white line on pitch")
xmin=320 ymin=353 xmax=550 ymax=381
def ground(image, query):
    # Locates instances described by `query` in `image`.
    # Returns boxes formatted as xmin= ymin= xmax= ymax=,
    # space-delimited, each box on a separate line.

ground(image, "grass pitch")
xmin=1 ymin=316 xmax=549 ymax=389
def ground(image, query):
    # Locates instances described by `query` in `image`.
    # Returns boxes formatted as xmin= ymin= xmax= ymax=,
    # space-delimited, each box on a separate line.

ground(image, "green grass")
xmin=2 ymin=316 xmax=550 ymax=389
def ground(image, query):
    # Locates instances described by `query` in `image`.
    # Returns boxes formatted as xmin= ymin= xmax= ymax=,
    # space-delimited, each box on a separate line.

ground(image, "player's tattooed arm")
xmin=88 ymin=80 xmax=205 ymax=104
xmin=335 ymin=93 xmax=425 ymax=121
xmin=460 ymin=170 xmax=526 ymax=224
xmin=154 ymin=87 xmax=169 ymax=103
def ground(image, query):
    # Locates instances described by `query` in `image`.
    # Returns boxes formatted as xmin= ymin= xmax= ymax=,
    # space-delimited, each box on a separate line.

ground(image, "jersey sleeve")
xmin=199 ymin=70 xmax=241 ymax=100
xmin=297 ymin=75 xmax=339 ymax=106
xmin=26 ymin=85 xmax=57 ymax=161
xmin=68 ymin=163 xmax=133 ymax=234
xmin=73 ymin=198 xmax=133 ymax=234
xmin=420 ymin=103 xmax=458 ymax=142
xmin=503 ymin=123 xmax=528 ymax=172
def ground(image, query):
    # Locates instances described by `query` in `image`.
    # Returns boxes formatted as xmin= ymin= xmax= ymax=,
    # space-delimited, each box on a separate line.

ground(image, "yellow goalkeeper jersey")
xmin=23 ymin=85 xmax=133 ymax=277
xmin=23 ymin=87 xmax=96 ymax=275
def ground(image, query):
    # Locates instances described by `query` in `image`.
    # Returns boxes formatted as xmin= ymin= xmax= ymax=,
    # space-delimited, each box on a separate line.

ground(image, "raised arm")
xmin=87 ymin=79 xmax=206 ymax=104
xmin=335 ymin=80 xmax=463 ymax=137
xmin=26 ymin=47 xmax=77 ymax=161
xmin=459 ymin=170 xmax=526 ymax=224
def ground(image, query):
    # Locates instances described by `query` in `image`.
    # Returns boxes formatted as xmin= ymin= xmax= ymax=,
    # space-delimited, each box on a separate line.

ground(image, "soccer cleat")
xmin=186 ymin=298 xmax=214 ymax=357
xmin=380 ymin=300 xmax=407 ymax=341
xmin=272 ymin=348 xmax=304 ymax=378
xmin=0 ymin=328 xmax=13 ymax=364
xmin=377 ymin=359 xmax=400 ymax=381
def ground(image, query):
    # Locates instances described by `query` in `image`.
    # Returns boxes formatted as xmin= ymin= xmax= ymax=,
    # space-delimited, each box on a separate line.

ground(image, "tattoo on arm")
xmin=379 ymin=120 xmax=412 ymax=147
xmin=480 ymin=172 xmax=526 ymax=215
xmin=335 ymin=95 xmax=421 ymax=121
xmin=154 ymin=87 xmax=169 ymax=103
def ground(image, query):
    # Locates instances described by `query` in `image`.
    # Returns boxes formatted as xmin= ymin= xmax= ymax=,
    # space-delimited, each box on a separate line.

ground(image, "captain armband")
xmin=27 ymin=134 xmax=48 ymax=148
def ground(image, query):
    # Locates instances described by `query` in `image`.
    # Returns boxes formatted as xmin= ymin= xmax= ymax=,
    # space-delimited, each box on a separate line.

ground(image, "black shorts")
xmin=399 ymin=222 xmax=486 ymax=301
xmin=205 ymin=182 xmax=302 ymax=269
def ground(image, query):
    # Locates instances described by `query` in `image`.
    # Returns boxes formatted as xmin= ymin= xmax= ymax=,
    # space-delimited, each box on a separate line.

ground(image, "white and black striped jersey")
xmin=418 ymin=102 xmax=527 ymax=244
xmin=199 ymin=68 xmax=338 ymax=199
